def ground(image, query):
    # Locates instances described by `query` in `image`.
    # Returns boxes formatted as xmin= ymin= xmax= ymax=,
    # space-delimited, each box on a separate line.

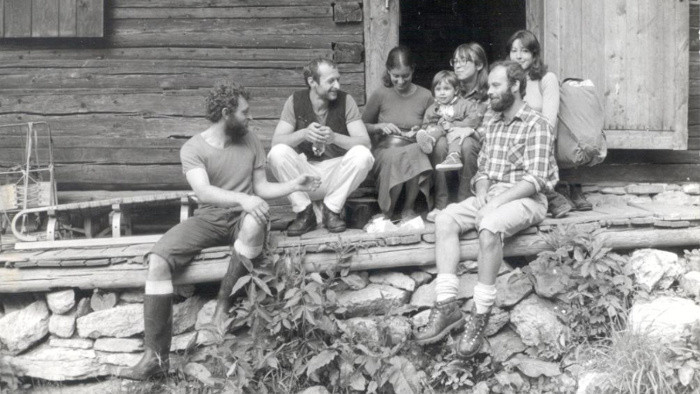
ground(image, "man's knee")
xmin=435 ymin=211 xmax=460 ymax=237
xmin=267 ymin=144 xmax=296 ymax=166
xmin=148 ymin=254 xmax=172 ymax=280
xmin=478 ymin=229 xmax=500 ymax=250
xmin=238 ymin=214 xmax=265 ymax=243
xmin=344 ymin=145 xmax=374 ymax=171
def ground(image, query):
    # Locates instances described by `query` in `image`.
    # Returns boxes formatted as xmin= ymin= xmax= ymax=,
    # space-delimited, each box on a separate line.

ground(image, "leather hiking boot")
xmin=323 ymin=203 xmax=346 ymax=233
xmin=414 ymin=297 xmax=464 ymax=345
xmin=287 ymin=204 xmax=316 ymax=236
xmin=456 ymin=307 xmax=491 ymax=358
xmin=117 ymin=294 xmax=172 ymax=380
xmin=546 ymin=190 xmax=572 ymax=219
xmin=570 ymin=184 xmax=592 ymax=211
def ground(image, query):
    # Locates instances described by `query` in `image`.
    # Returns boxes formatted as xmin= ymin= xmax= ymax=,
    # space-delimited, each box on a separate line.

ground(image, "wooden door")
xmin=364 ymin=0 xmax=400 ymax=99
xmin=527 ymin=0 xmax=689 ymax=149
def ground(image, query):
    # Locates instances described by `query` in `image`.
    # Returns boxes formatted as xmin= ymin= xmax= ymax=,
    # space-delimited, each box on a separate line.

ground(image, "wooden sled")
xmin=11 ymin=191 xmax=196 ymax=243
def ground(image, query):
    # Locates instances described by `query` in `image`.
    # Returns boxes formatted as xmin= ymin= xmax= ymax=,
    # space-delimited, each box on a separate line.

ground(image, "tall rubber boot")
xmin=117 ymin=294 xmax=172 ymax=380
xmin=211 ymin=252 xmax=249 ymax=324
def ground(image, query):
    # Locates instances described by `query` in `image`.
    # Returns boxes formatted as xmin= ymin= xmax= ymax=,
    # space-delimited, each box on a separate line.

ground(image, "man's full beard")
xmin=490 ymin=89 xmax=515 ymax=113
xmin=225 ymin=121 xmax=248 ymax=142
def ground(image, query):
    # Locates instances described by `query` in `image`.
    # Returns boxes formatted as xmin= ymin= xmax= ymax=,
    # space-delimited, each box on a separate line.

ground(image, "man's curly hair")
xmin=205 ymin=81 xmax=251 ymax=123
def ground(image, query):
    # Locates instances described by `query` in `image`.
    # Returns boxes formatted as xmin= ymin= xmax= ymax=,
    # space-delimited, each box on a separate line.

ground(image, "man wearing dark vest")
xmin=268 ymin=58 xmax=374 ymax=235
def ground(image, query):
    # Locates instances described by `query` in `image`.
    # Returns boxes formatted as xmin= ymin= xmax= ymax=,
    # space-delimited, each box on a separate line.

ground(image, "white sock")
xmin=473 ymin=282 xmax=497 ymax=313
xmin=435 ymin=273 xmax=459 ymax=302
xmin=145 ymin=280 xmax=173 ymax=295
xmin=233 ymin=239 xmax=263 ymax=259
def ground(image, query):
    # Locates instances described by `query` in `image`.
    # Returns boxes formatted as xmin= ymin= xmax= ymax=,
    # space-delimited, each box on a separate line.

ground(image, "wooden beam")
xmin=13 ymin=235 xmax=163 ymax=250
xmin=363 ymin=0 xmax=399 ymax=100
xmin=3 ymin=227 xmax=700 ymax=293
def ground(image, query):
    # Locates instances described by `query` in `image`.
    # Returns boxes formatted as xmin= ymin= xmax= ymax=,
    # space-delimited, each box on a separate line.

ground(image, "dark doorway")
xmin=400 ymin=0 xmax=527 ymax=90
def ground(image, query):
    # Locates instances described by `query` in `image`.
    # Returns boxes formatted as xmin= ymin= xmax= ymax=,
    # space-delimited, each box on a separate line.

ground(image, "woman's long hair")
xmin=382 ymin=45 xmax=415 ymax=88
xmin=506 ymin=30 xmax=548 ymax=81
xmin=452 ymin=42 xmax=489 ymax=101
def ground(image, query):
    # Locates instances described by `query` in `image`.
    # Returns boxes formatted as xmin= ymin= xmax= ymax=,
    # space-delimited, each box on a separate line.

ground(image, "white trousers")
xmin=267 ymin=144 xmax=374 ymax=214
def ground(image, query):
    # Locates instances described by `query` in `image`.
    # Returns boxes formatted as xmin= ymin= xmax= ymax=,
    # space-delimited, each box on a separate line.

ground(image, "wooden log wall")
xmin=561 ymin=1 xmax=700 ymax=184
xmin=0 ymin=0 xmax=365 ymax=191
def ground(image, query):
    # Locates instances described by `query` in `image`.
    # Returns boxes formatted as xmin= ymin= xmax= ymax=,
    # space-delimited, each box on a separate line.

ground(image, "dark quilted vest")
xmin=292 ymin=89 xmax=349 ymax=161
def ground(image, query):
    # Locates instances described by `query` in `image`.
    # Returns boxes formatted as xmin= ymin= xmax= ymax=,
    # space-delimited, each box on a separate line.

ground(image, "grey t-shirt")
xmin=180 ymin=132 xmax=266 ymax=211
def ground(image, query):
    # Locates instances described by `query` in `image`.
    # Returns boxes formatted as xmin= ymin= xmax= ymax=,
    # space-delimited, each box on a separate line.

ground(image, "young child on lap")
xmin=416 ymin=71 xmax=479 ymax=171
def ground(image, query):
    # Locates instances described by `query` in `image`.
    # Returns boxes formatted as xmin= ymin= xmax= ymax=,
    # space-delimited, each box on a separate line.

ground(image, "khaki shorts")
xmin=441 ymin=183 xmax=547 ymax=238
xmin=149 ymin=207 xmax=243 ymax=271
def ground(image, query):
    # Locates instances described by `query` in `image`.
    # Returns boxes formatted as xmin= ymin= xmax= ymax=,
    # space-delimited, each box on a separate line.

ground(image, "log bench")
xmin=1 ymin=202 xmax=699 ymax=294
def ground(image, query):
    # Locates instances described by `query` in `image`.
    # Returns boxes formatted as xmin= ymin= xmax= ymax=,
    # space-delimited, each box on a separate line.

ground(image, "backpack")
xmin=553 ymin=78 xmax=607 ymax=169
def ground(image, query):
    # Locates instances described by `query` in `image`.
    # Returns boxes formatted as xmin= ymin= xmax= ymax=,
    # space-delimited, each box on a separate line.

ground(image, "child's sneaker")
xmin=416 ymin=129 xmax=436 ymax=154
xmin=425 ymin=208 xmax=441 ymax=223
xmin=436 ymin=152 xmax=463 ymax=171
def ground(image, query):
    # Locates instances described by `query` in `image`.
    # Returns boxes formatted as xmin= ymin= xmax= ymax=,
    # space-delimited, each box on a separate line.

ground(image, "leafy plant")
xmin=535 ymin=225 xmax=636 ymax=344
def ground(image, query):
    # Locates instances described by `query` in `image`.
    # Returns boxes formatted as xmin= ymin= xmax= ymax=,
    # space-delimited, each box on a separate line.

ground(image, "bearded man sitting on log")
xmin=117 ymin=81 xmax=320 ymax=380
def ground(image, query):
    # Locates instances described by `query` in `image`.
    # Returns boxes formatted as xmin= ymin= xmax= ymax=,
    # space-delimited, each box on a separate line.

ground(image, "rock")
xmin=369 ymin=271 xmax=415 ymax=291
xmin=94 ymin=338 xmax=143 ymax=353
xmin=46 ymin=289 xmax=75 ymax=314
xmin=526 ymin=261 xmax=569 ymax=298
xmin=336 ymin=284 xmax=410 ymax=317
xmin=196 ymin=329 xmax=219 ymax=347
xmin=421 ymin=266 xmax=438 ymax=275
xmin=75 ymin=297 xmax=91 ymax=318
xmin=682 ymin=183 xmax=700 ymax=195
xmin=599 ymin=186 xmax=626 ymax=195
xmin=506 ymin=354 xmax=561 ymax=378
xmin=472 ymin=381 xmax=490 ymax=394
xmin=90 ymin=291 xmax=118 ymax=311
xmin=48 ymin=337 xmax=93 ymax=350
xmin=174 ymin=284 xmax=196 ymax=298
xmin=119 ymin=290 xmax=144 ymax=304
xmin=410 ymin=281 xmax=436 ymax=308
xmin=2 ymin=344 xmax=103 ymax=380
xmin=680 ymin=271 xmax=700 ymax=297
xmin=489 ymin=328 xmax=526 ymax=363
xmin=652 ymin=191 xmax=693 ymax=206
xmin=297 ymin=386 xmax=330 ymax=394
xmin=49 ymin=308 xmax=77 ymax=338
xmin=171 ymin=331 xmax=198 ymax=352
xmin=76 ymin=303 xmax=143 ymax=339
xmin=194 ymin=299 xmax=217 ymax=330
xmin=457 ymin=274 xmax=479 ymax=299
xmin=96 ymin=351 xmax=142 ymax=367
xmin=628 ymin=296 xmax=700 ymax=341
xmin=576 ymin=372 xmax=610 ymax=394
xmin=411 ymin=310 xmax=431 ymax=328
xmin=629 ymin=249 xmax=685 ymax=291
xmin=627 ymin=195 xmax=653 ymax=205
xmin=625 ymin=183 xmax=666 ymax=195
xmin=496 ymin=269 xmax=533 ymax=307
xmin=2 ymin=293 xmax=36 ymax=314
xmin=409 ymin=270 xmax=433 ymax=287
xmin=173 ymin=295 xmax=207 ymax=335
xmin=340 ymin=272 xmax=369 ymax=290
xmin=494 ymin=370 xmax=526 ymax=391
xmin=0 ymin=300 xmax=50 ymax=355
xmin=585 ymin=193 xmax=628 ymax=207
xmin=338 ymin=316 xmax=412 ymax=348
xmin=510 ymin=295 xmax=566 ymax=351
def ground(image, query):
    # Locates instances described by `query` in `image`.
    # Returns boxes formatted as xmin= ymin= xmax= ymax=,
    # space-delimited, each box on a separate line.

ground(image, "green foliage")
xmin=535 ymin=225 xmax=635 ymax=344
xmin=583 ymin=322 xmax=700 ymax=394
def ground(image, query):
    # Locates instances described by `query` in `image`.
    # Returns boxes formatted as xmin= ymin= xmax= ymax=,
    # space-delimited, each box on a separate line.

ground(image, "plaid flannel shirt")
xmin=471 ymin=103 xmax=558 ymax=193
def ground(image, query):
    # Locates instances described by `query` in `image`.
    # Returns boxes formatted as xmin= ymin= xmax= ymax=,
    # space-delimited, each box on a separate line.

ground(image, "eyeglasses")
xmin=449 ymin=58 xmax=471 ymax=67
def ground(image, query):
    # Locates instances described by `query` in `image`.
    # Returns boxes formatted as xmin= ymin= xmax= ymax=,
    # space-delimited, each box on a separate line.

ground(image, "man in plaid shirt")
xmin=414 ymin=61 xmax=558 ymax=356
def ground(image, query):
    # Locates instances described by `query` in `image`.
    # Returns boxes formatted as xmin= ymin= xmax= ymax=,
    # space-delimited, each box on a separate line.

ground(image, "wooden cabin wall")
xmin=560 ymin=1 xmax=700 ymax=184
xmin=0 ymin=0 xmax=364 ymax=191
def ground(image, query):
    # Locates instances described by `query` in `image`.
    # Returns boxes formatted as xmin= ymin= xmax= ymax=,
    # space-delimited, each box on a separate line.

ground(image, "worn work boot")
xmin=414 ymin=297 xmax=464 ymax=345
xmin=287 ymin=204 xmax=316 ymax=236
xmin=546 ymin=189 xmax=573 ymax=219
xmin=323 ymin=203 xmax=347 ymax=233
xmin=455 ymin=307 xmax=491 ymax=358
xmin=117 ymin=294 xmax=173 ymax=380
xmin=570 ymin=184 xmax=592 ymax=211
